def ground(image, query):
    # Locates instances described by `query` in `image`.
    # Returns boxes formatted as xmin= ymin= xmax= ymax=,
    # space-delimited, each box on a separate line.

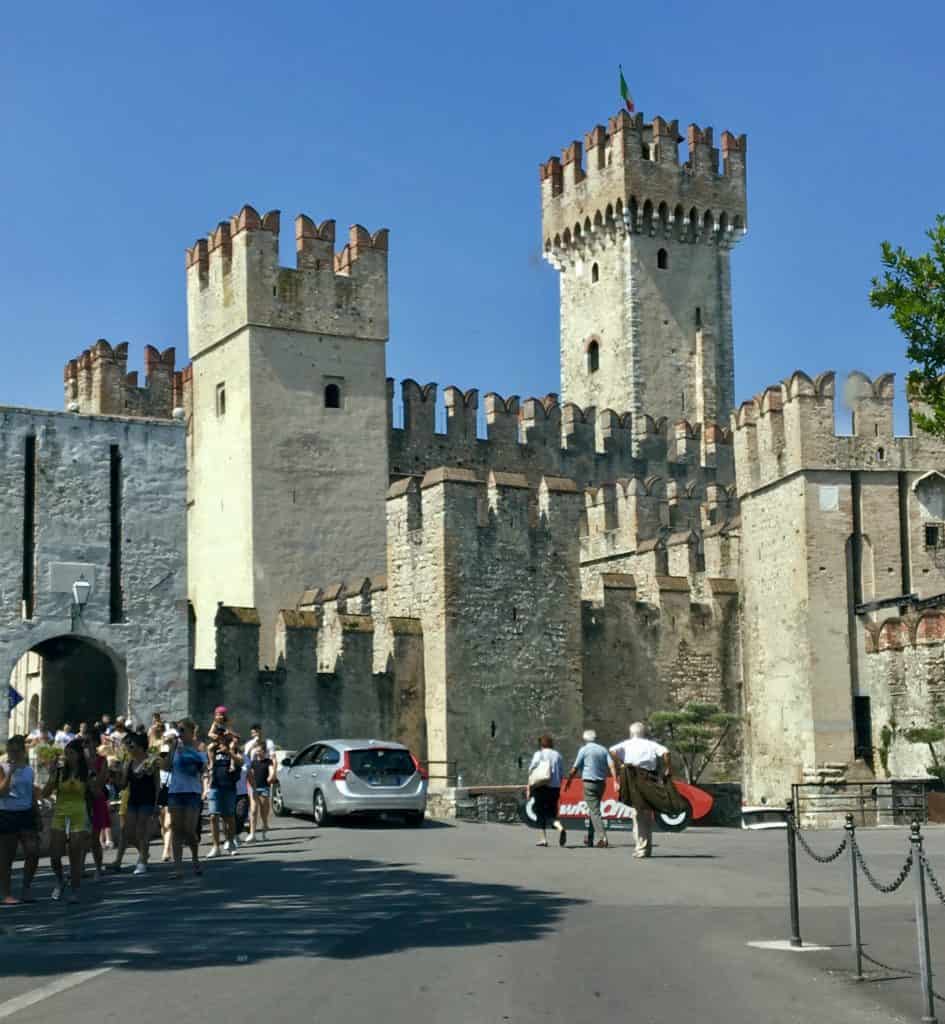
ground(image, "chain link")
xmin=791 ymin=819 xmax=849 ymax=863
xmin=851 ymin=836 xmax=913 ymax=893
xmin=920 ymin=851 xmax=945 ymax=907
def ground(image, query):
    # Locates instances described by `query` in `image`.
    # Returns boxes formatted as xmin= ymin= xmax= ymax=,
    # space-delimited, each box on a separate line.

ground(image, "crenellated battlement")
xmin=541 ymin=109 xmax=747 ymax=257
xmin=187 ymin=204 xmax=389 ymax=358
xmin=579 ymin=473 xmax=739 ymax=577
xmin=64 ymin=339 xmax=187 ymax=418
xmin=732 ymin=370 xmax=945 ymax=496
xmin=387 ymin=378 xmax=735 ymax=489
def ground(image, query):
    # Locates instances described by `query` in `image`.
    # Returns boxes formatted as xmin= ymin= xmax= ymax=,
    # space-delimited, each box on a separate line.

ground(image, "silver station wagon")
xmin=272 ymin=739 xmax=428 ymax=827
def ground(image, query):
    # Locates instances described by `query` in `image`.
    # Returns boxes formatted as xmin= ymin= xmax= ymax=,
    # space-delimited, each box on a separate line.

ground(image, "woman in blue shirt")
xmin=526 ymin=734 xmax=566 ymax=847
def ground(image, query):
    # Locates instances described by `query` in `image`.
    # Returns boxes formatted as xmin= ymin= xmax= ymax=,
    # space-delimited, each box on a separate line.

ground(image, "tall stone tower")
xmin=541 ymin=111 xmax=747 ymax=424
xmin=186 ymin=206 xmax=390 ymax=667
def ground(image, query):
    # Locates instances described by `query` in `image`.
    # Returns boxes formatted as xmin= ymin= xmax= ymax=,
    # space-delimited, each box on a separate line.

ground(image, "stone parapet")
xmin=541 ymin=110 xmax=747 ymax=259
xmin=186 ymin=204 xmax=389 ymax=358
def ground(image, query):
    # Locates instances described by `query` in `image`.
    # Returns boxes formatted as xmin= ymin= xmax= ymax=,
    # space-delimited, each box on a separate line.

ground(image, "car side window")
xmin=318 ymin=746 xmax=340 ymax=766
xmin=294 ymin=745 xmax=319 ymax=767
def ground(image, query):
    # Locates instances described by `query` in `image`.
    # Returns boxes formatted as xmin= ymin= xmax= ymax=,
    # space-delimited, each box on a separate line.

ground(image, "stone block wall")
xmin=0 ymin=407 xmax=189 ymax=736
xmin=386 ymin=469 xmax=586 ymax=786
xmin=64 ymin=340 xmax=186 ymax=419
xmin=191 ymin=586 xmax=425 ymax=756
xmin=734 ymin=369 xmax=945 ymax=804
xmin=388 ymin=378 xmax=735 ymax=490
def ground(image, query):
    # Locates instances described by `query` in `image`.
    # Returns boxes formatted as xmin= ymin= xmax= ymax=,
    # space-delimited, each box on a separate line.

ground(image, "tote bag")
xmin=528 ymin=752 xmax=552 ymax=789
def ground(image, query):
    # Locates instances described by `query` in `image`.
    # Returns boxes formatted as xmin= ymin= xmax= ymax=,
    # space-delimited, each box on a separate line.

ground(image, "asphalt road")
xmin=0 ymin=817 xmax=942 ymax=1023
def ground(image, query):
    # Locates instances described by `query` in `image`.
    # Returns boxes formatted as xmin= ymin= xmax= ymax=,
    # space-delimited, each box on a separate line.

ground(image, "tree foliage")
xmin=903 ymin=707 xmax=945 ymax=782
xmin=869 ymin=214 xmax=945 ymax=436
xmin=649 ymin=703 xmax=740 ymax=784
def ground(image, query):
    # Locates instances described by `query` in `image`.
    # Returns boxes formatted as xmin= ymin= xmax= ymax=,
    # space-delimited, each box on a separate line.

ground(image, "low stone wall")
xmin=429 ymin=781 xmax=744 ymax=827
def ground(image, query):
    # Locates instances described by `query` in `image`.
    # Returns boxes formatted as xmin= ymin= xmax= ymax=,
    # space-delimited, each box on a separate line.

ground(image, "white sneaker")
xmin=207 ymin=847 xmax=221 ymax=859
xmin=133 ymin=863 xmax=147 ymax=876
xmin=228 ymin=844 xmax=238 ymax=856
xmin=51 ymin=885 xmax=62 ymax=901
xmin=222 ymin=840 xmax=231 ymax=853
xmin=243 ymin=833 xmax=256 ymax=844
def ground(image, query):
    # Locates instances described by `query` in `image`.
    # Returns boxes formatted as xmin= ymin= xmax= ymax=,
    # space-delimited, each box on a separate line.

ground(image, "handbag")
xmin=528 ymin=754 xmax=552 ymax=789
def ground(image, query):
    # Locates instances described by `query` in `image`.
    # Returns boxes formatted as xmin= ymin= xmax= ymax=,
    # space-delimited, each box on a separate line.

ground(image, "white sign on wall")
xmin=818 ymin=485 xmax=840 ymax=512
xmin=47 ymin=562 xmax=97 ymax=595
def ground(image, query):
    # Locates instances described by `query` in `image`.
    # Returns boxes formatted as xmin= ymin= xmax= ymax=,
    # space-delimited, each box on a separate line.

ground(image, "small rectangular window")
xmin=216 ymin=382 xmax=226 ymax=417
xmin=925 ymin=524 xmax=940 ymax=548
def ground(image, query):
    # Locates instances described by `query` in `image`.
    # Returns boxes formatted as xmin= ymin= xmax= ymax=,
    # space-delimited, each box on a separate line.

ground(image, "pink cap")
xmin=214 ymin=706 xmax=228 ymax=716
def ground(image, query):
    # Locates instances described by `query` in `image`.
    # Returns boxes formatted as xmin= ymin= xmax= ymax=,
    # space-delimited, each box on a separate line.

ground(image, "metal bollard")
xmin=911 ymin=821 xmax=938 ymax=1024
xmin=785 ymin=798 xmax=802 ymax=947
xmin=845 ymin=814 xmax=863 ymax=980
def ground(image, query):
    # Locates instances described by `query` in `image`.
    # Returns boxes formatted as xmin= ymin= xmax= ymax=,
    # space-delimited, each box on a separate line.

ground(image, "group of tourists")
xmin=526 ymin=722 xmax=678 ymax=859
xmin=0 ymin=705 xmax=278 ymax=905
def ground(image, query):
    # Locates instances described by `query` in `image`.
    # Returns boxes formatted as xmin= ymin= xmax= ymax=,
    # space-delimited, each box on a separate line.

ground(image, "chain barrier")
xmin=851 ymin=836 xmax=914 ymax=894
xmin=921 ymin=851 xmax=945 ymax=909
xmin=791 ymin=818 xmax=848 ymax=863
xmin=860 ymin=951 xmax=945 ymax=1004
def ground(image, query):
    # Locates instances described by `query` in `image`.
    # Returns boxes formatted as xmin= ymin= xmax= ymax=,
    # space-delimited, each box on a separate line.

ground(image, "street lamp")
xmin=71 ymin=575 xmax=91 ymax=630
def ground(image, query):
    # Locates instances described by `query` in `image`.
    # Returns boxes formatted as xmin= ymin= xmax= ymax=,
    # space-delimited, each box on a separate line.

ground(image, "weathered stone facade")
xmin=0 ymin=408 xmax=188 ymax=738
xmin=540 ymin=113 xmax=746 ymax=420
xmin=20 ymin=98 xmax=945 ymax=809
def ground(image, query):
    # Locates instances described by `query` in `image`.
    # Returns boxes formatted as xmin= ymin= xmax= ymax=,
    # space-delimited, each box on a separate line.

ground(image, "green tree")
xmin=869 ymin=214 xmax=945 ymax=436
xmin=649 ymin=703 xmax=740 ymax=784
xmin=903 ymin=706 xmax=945 ymax=783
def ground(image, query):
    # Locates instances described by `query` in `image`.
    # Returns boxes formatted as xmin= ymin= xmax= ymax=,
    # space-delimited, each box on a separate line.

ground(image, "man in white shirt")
xmin=53 ymin=724 xmax=75 ymax=747
xmin=610 ymin=722 xmax=670 ymax=859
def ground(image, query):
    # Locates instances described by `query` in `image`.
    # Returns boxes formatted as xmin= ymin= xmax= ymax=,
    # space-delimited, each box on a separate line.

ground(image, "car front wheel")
xmin=312 ymin=790 xmax=333 ymax=828
xmin=271 ymin=782 xmax=289 ymax=818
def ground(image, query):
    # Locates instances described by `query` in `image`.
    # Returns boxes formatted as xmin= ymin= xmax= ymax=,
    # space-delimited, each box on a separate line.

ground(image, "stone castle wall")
xmin=734 ymin=369 xmax=945 ymax=803
xmin=0 ymin=407 xmax=189 ymax=736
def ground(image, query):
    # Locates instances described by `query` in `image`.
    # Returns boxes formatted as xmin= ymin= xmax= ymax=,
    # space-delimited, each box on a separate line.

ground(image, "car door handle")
xmin=310 ymin=769 xmax=318 ymax=776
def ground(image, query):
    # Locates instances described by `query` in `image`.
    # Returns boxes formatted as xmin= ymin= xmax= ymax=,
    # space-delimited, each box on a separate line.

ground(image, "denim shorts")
xmin=253 ymin=787 xmax=270 ymax=798
xmin=208 ymin=788 xmax=236 ymax=817
xmin=167 ymin=792 xmax=202 ymax=810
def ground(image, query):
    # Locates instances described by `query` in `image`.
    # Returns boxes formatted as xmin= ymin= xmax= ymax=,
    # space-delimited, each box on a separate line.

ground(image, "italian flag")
xmin=619 ymin=66 xmax=634 ymax=113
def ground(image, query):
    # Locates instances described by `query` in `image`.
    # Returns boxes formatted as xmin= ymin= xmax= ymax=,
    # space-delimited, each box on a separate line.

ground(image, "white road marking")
xmin=746 ymin=939 xmax=834 ymax=951
xmin=0 ymin=963 xmax=121 ymax=1020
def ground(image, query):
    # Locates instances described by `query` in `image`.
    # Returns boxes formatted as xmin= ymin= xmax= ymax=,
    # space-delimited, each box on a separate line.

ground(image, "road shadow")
xmin=0 ymin=838 xmax=582 ymax=976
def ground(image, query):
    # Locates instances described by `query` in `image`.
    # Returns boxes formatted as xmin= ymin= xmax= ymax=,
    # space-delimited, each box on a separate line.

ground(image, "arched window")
xmin=587 ymin=341 xmax=600 ymax=373
xmin=324 ymin=383 xmax=341 ymax=409
xmin=657 ymin=248 xmax=669 ymax=270
xmin=591 ymin=262 xmax=599 ymax=283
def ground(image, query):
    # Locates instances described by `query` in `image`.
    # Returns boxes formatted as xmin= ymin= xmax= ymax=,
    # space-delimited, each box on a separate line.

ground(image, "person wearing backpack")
xmin=525 ymin=734 xmax=566 ymax=848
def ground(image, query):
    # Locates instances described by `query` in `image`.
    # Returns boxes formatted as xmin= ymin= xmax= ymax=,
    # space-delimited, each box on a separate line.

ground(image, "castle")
xmin=5 ymin=101 xmax=945 ymax=804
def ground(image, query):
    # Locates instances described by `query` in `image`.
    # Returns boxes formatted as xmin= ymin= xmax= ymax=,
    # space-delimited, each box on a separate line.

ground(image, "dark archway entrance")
xmin=8 ymin=636 xmax=121 ymax=735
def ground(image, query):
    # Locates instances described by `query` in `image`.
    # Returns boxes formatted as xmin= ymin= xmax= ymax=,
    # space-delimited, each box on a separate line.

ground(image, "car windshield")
xmin=348 ymin=748 xmax=415 ymax=777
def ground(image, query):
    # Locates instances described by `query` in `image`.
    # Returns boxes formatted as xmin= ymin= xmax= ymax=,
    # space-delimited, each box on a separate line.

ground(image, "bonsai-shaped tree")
xmin=649 ymin=703 xmax=740 ymax=785
xmin=903 ymin=706 xmax=945 ymax=783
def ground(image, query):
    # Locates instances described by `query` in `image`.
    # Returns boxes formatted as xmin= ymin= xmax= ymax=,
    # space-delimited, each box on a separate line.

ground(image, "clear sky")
xmin=2 ymin=1 xmax=943 ymax=430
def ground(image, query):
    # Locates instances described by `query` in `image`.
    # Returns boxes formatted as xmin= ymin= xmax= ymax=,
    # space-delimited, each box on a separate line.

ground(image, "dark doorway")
xmin=10 ymin=637 xmax=120 ymax=733
xmin=853 ymin=695 xmax=873 ymax=766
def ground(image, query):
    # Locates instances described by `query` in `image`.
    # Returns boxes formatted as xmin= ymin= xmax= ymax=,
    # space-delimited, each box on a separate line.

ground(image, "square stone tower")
xmin=541 ymin=111 xmax=747 ymax=423
xmin=186 ymin=206 xmax=390 ymax=667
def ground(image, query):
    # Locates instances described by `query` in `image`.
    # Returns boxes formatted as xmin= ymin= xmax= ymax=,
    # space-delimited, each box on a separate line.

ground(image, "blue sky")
xmin=2 ymin=1 xmax=943 ymax=431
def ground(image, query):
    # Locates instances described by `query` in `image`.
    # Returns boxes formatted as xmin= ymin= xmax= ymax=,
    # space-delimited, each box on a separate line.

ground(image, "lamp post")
xmin=71 ymin=575 xmax=91 ymax=631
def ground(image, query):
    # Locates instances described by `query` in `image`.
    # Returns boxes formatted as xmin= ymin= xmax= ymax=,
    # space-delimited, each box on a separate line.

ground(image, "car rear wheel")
xmin=312 ymin=790 xmax=333 ymax=827
xmin=405 ymin=811 xmax=425 ymax=828
xmin=271 ymin=782 xmax=289 ymax=818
